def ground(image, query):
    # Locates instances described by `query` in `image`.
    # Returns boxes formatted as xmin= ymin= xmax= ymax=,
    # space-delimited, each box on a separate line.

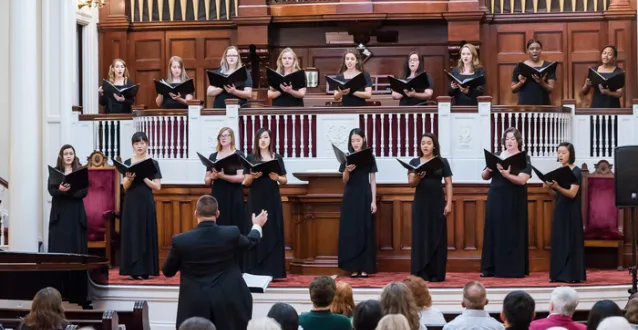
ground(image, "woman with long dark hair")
xmin=392 ymin=51 xmax=434 ymax=106
xmin=333 ymin=49 xmax=373 ymax=106
xmin=407 ymin=133 xmax=452 ymax=282
xmin=47 ymin=144 xmax=88 ymax=254
xmin=338 ymin=128 xmax=377 ymax=277
xmin=244 ymin=127 xmax=288 ymax=279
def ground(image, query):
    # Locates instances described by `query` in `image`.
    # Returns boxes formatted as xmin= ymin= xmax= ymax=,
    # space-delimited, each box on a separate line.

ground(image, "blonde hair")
xmin=220 ymin=46 xmax=243 ymax=74
xmin=375 ymin=314 xmax=411 ymax=330
xmin=457 ymin=43 xmax=482 ymax=73
xmin=216 ymin=127 xmax=236 ymax=152
xmin=379 ymin=282 xmax=421 ymax=330
xmin=108 ymin=58 xmax=129 ymax=83
xmin=247 ymin=317 xmax=282 ymax=330
xmin=276 ymin=48 xmax=301 ymax=74
xmin=166 ymin=56 xmax=189 ymax=82
xmin=330 ymin=281 xmax=355 ymax=317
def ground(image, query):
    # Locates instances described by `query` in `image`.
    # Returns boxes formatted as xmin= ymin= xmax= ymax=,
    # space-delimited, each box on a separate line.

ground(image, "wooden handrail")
xmin=132 ymin=109 xmax=187 ymax=117
xmin=79 ymin=114 xmax=133 ymax=121
xmin=0 ymin=177 xmax=7 ymax=189
xmin=491 ymin=105 xmax=572 ymax=113
xmin=235 ymin=105 xmax=439 ymax=116
xmin=575 ymin=108 xmax=633 ymax=115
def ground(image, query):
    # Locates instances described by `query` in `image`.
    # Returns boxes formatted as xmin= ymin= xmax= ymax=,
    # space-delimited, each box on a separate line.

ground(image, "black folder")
xmin=206 ymin=67 xmax=248 ymax=88
xmin=588 ymin=68 xmax=625 ymax=90
xmin=396 ymin=157 xmax=444 ymax=174
xmin=47 ymin=166 xmax=89 ymax=191
xmin=332 ymin=144 xmax=375 ymax=169
xmin=102 ymin=80 xmax=140 ymax=99
xmin=266 ymin=68 xmax=307 ymax=91
xmin=154 ymin=79 xmax=195 ymax=97
xmin=516 ymin=61 xmax=558 ymax=78
xmin=388 ymin=72 xmax=431 ymax=96
xmin=532 ymin=165 xmax=578 ymax=189
xmin=239 ymin=155 xmax=285 ymax=175
xmin=113 ymin=158 xmax=158 ymax=179
xmin=444 ymin=71 xmax=486 ymax=89
xmin=197 ymin=152 xmax=243 ymax=173
xmin=484 ymin=149 xmax=528 ymax=175
xmin=325 ymin=73 xmax=367 ymax=93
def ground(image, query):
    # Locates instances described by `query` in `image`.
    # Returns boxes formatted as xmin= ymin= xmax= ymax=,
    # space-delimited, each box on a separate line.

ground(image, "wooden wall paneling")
xmin=607 ymin=19 xmax=634 ymax=106
xmin=567 ymin=22 xmax=604 ymax=107
xmin=127 ymin=31 xmax=166 ymax=109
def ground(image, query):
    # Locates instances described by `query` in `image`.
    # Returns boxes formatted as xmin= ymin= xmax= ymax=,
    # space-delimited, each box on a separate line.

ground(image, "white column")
xmin=9 ymin=0 xmax=40 ymax=252
xmin=437 ymin=97 xmax=452 ymax=158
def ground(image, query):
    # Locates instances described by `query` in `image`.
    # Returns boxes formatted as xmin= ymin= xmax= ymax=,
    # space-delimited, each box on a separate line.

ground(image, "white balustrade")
xmin=93 ymin=120 xmax=121 ymax=160
xmin=132 ymin=113 xmax=188 ymax=159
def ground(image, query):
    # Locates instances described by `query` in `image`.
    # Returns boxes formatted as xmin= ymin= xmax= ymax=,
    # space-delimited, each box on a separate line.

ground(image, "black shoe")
xmin=480 ymin=273 xmax=494 ymax=278
xmin=141 ymin=275 xmax=149 ymax=280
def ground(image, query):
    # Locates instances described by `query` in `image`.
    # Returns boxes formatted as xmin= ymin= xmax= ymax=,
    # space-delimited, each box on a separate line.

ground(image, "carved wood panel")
xmin=127 ymin=31 xmax=166 ymax=109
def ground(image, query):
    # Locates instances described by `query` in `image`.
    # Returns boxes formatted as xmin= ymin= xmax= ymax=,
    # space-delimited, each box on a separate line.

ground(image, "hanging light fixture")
xmin=77 ymin=0 xmax=105 ymax=10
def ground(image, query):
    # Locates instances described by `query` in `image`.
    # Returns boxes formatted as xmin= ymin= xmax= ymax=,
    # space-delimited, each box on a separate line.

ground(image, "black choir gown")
xmin=399 ymin=72 xmax=434 ymax=106
xmin=119 ymin=159 xmax=162 ymax=277
xmin=512 ymin=61 xmax=556 ymax=105
xmin=99 ymin=80 xmax=135 ymax=113
xmin=590 ymin=67 xmax=623 ymax=108
xmin=47 ymin=173 xmax=88 ymax=254
xmin=409 ymin=157 xmax=452 ymax=282
xmin=208 ymin=151 xmax=248 ymax=232
xmin=336 ymin=72 xmax=373 ymax=107
xmin=244 ymin=154 xmax=287 ymax=279
xmin=213 ymin=69 xmax=253 ymax=109
xmin=160 ymin=82 xmax=189 ymax=109
xmin=272 ymin=89 xmax=304 ymax=107
xmin=447 ymin=67 xmax=485 ymax=105
xmin=337 ymin=158 xmax=377 ymax=274
xmin=550 ymin=166 xmax=587 ymax=283
xmin=481 ymin=152 xmax=531 ymax=278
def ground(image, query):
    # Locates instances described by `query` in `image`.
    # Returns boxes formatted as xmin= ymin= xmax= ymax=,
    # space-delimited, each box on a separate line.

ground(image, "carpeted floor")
xmin=108 ymin=268 xmax=632 ymax=289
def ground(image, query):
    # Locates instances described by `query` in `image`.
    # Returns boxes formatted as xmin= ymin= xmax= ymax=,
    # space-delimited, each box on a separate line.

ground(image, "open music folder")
xmin=266 ymin=68 xmax=307 ymax=91
xmin=113 ymin=158 xmax=158 ymax=179
xmin=444 ymin=71 xmax=485 ymax=89
xmin=532 ymin=165 xmax=578 ymax=189
xmin=396 ymin=157 xmax=444 ymax=174
xmin=153 ymin=79 xmax=195 ymax=97
xmin=325 ymin=73 xmax=367 ymax=92
xmin=196 ymin=152 xmax=244 ymax=173
xmin=515 ymin=61 xmax=558 ymax=78
xmin=483 ymin=149 xmax=528 ymax=175
xmin=47 ymin=166 xmax=89 ymax=191
xmin=332 ymin=144 xmax=375 ymax=168
xmin=102 ymin=80 xmax=140 ymax=99
xmin=588 ymin=68 xmax=625 ymax=90
xmin=387 ymin=72 xmax=431 ymax=96
xmin=206 ymin=66 xmax=248 ymax=88
xmin=238 ymin=155 xmax=285 ymax=175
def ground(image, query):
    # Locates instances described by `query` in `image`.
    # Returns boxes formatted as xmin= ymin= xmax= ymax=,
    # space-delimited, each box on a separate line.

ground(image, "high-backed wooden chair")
xmin=84 ymin=151 xmax=120 ymax=266
xmin=581 ymin=160 xmax=625 ymax=270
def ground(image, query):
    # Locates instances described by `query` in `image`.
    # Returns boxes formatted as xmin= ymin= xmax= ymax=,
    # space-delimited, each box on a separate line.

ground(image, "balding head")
xmin=462 ymin=281 xmax=488 ymax=310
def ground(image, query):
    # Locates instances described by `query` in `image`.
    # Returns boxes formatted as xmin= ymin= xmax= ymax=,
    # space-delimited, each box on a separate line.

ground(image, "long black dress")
xmin=208 ymin=151 xmax=248 ymax=233
xmin=409 ymin=157 xmax=452 ymax=282
xmin=119 ymin=159 xmax=162 ymax=277
xmin=590 ymin=67 xmax=623 ymax=108
xmin=481 ymin=152 xmax=531 ymax=278
xmin=244 ymin=154 xmax=287 ymax=279
xmin=336 ymin=72 xmax=373 ymax=107
xmin=47 ymin=173 xmax=88 ymax=254
xmin=512 ymin=61 xmax=556 ymax=105
xmin=213 ymin=69 xmax=253 ymax=109
xmin=99 ymin=80 xmax=135 ymax=113
xmin=589 ymin=67 xmax=622 ymax=156
xmin=550 ymin=166 xmax=587 ymax=282
xmin=337 ymin=158 xmax=377 ymax=273
xmin=272 ymin=73 xmax=306 ymax=107
xmin=447 ymin=67 xmax=485 ymax=105
xmin=399 ymin=72 xmax=434 ymax=106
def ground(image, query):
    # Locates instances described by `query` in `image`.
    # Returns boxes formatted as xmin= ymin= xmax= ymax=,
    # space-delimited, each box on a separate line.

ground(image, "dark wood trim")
xmin=132 ymin=110 xmax=188 ymax=117
xmin=491 ymin=105 xmax=572 ymax=113
xmin=79 ymin=114 xmax=133 ymax=121
xmin=0 ymin=177 xmax=7 ymax=189
xmin=236 ymin=105 xmax=439 ymax=115
xmin=72 ymin=106 xmax=83 ymax=113
xmin=451 ymin=106 xmax=479 ymax=113
xmin=574 ymin=108 xmax=633 ymax=115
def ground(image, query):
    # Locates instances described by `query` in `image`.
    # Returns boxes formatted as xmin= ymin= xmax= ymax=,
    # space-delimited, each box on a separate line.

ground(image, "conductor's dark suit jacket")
xmin=162 ymin=221 xmax=261 ymax=330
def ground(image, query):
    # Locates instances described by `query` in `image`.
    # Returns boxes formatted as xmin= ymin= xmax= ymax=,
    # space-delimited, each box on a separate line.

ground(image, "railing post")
xmin=477 ymin=96 xmax=493 ymax=153
xmin=187 ymin=100 xmax=203 ymax=160
xmin=225 ymin=99 xmax=241 ymax=138
xmin=561 ymin=99 xmax=576 ymax=142
xmin=436 ymin=96 xmax=452 ymax=158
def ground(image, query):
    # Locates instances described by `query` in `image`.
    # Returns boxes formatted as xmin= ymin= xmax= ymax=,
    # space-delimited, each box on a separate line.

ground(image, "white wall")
xmin=0 ymin=0 xmax=10 ymax=211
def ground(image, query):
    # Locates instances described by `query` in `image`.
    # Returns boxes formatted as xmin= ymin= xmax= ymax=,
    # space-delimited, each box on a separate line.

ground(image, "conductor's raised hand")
xmin=59 ymin=183 xmax=71 ymax=192
xmin=252 ymin=210 xmax=268 ymax=227
xmin=346 ymin=164 xmax=356 ymax=172
xmin=268 ymin=172 xmax=279 ymax=181
xmin=251 ymin=171 xmax=263 ymax=178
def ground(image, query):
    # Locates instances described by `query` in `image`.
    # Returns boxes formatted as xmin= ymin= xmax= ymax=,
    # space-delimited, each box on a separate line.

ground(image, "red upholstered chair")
xmin=83 ymin=151 xmax=120 ymax=267
xmin=581 ymin=160 xmax=625 ymax=270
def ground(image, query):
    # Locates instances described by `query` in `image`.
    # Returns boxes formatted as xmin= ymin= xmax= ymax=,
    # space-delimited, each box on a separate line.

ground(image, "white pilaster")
xmin=437 ymin=99 xmax=452 ymax=158
xmin=77 ymin=6 xmax=100 ymax=114
xmin=9 ymin=0 xmax=40 ymax=252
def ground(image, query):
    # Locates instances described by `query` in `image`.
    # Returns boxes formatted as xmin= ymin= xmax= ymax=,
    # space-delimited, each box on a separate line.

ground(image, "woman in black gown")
xmin=338 ymin=128 xmax=377 ymax=277
xmin=333 ymin=49 xmax=373 ymax=107
xmin=544 ymin=142 xmax=586 ymax=283
xmin=155 ymin=56 xmax=194 ymax=109
xmin=392 ymin=51 xmax=434 ymax=106
xmin=244 ymin=128 xmax=288 ymax=279
xmin=47 ymin=144 xmax=88 ymax=254
xmin=408 ymin=133 xmax=453 ymax=282
xmin=448 ymin=44 xmax=485 ymax=105
xmin=511 ymin=39 xmax=556 ymax=105
xmin=98 ymin=59 xmax=135 ymax=114
xmin=581 ymin=45 xmax=624 ymax=108
xmin=268 ymin=48 xmax=307 ymax=107
xmin=207 ymin=46 xmax=253 ymax=109
xmin=120 ymin=132 xmax=162 ymax=280
xmin=480 ymin=127 xmax=532 ymax=278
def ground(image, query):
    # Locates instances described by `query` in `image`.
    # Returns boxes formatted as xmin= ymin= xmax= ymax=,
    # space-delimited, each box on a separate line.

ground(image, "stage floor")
xmin=107 ymin=268 xmax=632 ymax=288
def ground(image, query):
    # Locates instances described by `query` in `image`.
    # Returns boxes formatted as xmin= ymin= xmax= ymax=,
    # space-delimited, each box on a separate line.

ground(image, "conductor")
xmin=162 ymin=195 xmax=268 ymax=330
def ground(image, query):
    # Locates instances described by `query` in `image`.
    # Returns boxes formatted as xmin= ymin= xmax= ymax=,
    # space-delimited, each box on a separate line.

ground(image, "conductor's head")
xmin=196 ymin=195 xmax=219 ymax=222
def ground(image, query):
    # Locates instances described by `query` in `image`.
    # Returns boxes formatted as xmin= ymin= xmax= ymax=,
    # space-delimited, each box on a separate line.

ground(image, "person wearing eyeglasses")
xmin=207 ymin=46 xmax=253 ymax=108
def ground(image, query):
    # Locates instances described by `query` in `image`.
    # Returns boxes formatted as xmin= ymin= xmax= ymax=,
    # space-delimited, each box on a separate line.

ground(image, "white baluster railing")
xmin=132 ymin=111 xmax=188 ymax=159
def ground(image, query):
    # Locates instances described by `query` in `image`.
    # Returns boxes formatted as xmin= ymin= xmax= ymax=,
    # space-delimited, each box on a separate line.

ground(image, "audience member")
xmin=596 ymin=316 xmax=631 ymax=330
xmin=18 ymin=287 xmax=68 ymax=330
xmin=501 ymin=290 xmax=535 ymax=330
xmin=331 ymin=281 xmax=355 ymax=320
xmin=298 ymin=276 xmax=351 ymax=330
xmin=625 ymin=298 xmax=638 ymax=329
xmin=403 ymin=275 xmax=446 ymax=326
xmin=530 ymin=287 xmax=585 ymax=330
xmin=444 ymin=281 xmax=504 ymax=330
xmin=586 ymin=300 xmax=623 ymax=330
xmin=353 ymin=300 xmax=384 ymax=330
xmin=380 ymin=282 xmax=425 ymax=330
xmin=267 ymin=303 xmax=300 ymax=330
xmin=247 ymin=318 xmax=283 ymax=330
xmin=376 ymin=314 xmax=412 ymax=330
xmin=179 ymin=317 xmax=217 ymax=330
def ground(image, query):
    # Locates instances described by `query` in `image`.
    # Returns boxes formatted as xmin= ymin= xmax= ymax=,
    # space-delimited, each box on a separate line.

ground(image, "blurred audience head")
xmin=179 ymin=317 xmax=216 ymax=330
xmin=380 ymin=282 xmax=421 ymax=330
xmin=375 ymin=314 xmax=411 ymax=330
xmin=549 ymin=286 xmax=579 ymax=317
xmin=267 ymin=303 xmax=298 ymax=330
xmin=596 ymin=316 xmax=631 ymax=330
xmin=501 ymin=290 xmax=535 ymax=329
xmin=402 ymin=275 xmax=433 ymax=309
xmin=247 ymin=317 xmax=282 ymax=330
xmin=462 ymin=281 xmax=488 ymax=310
xmin=330 ymin=281 xmax=355 ymax=317
xmin=586 ymin=300 xmax=623 ymax=330
xmin=24 ymin=287 xmax=67 ymax=330
xmin=309 ymin=276 xmax=337 ymax=308
xmin=353 ymin=300 xmax=383 ymax=330
xmin=625 ymin=298 xmax=638 ymax=324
